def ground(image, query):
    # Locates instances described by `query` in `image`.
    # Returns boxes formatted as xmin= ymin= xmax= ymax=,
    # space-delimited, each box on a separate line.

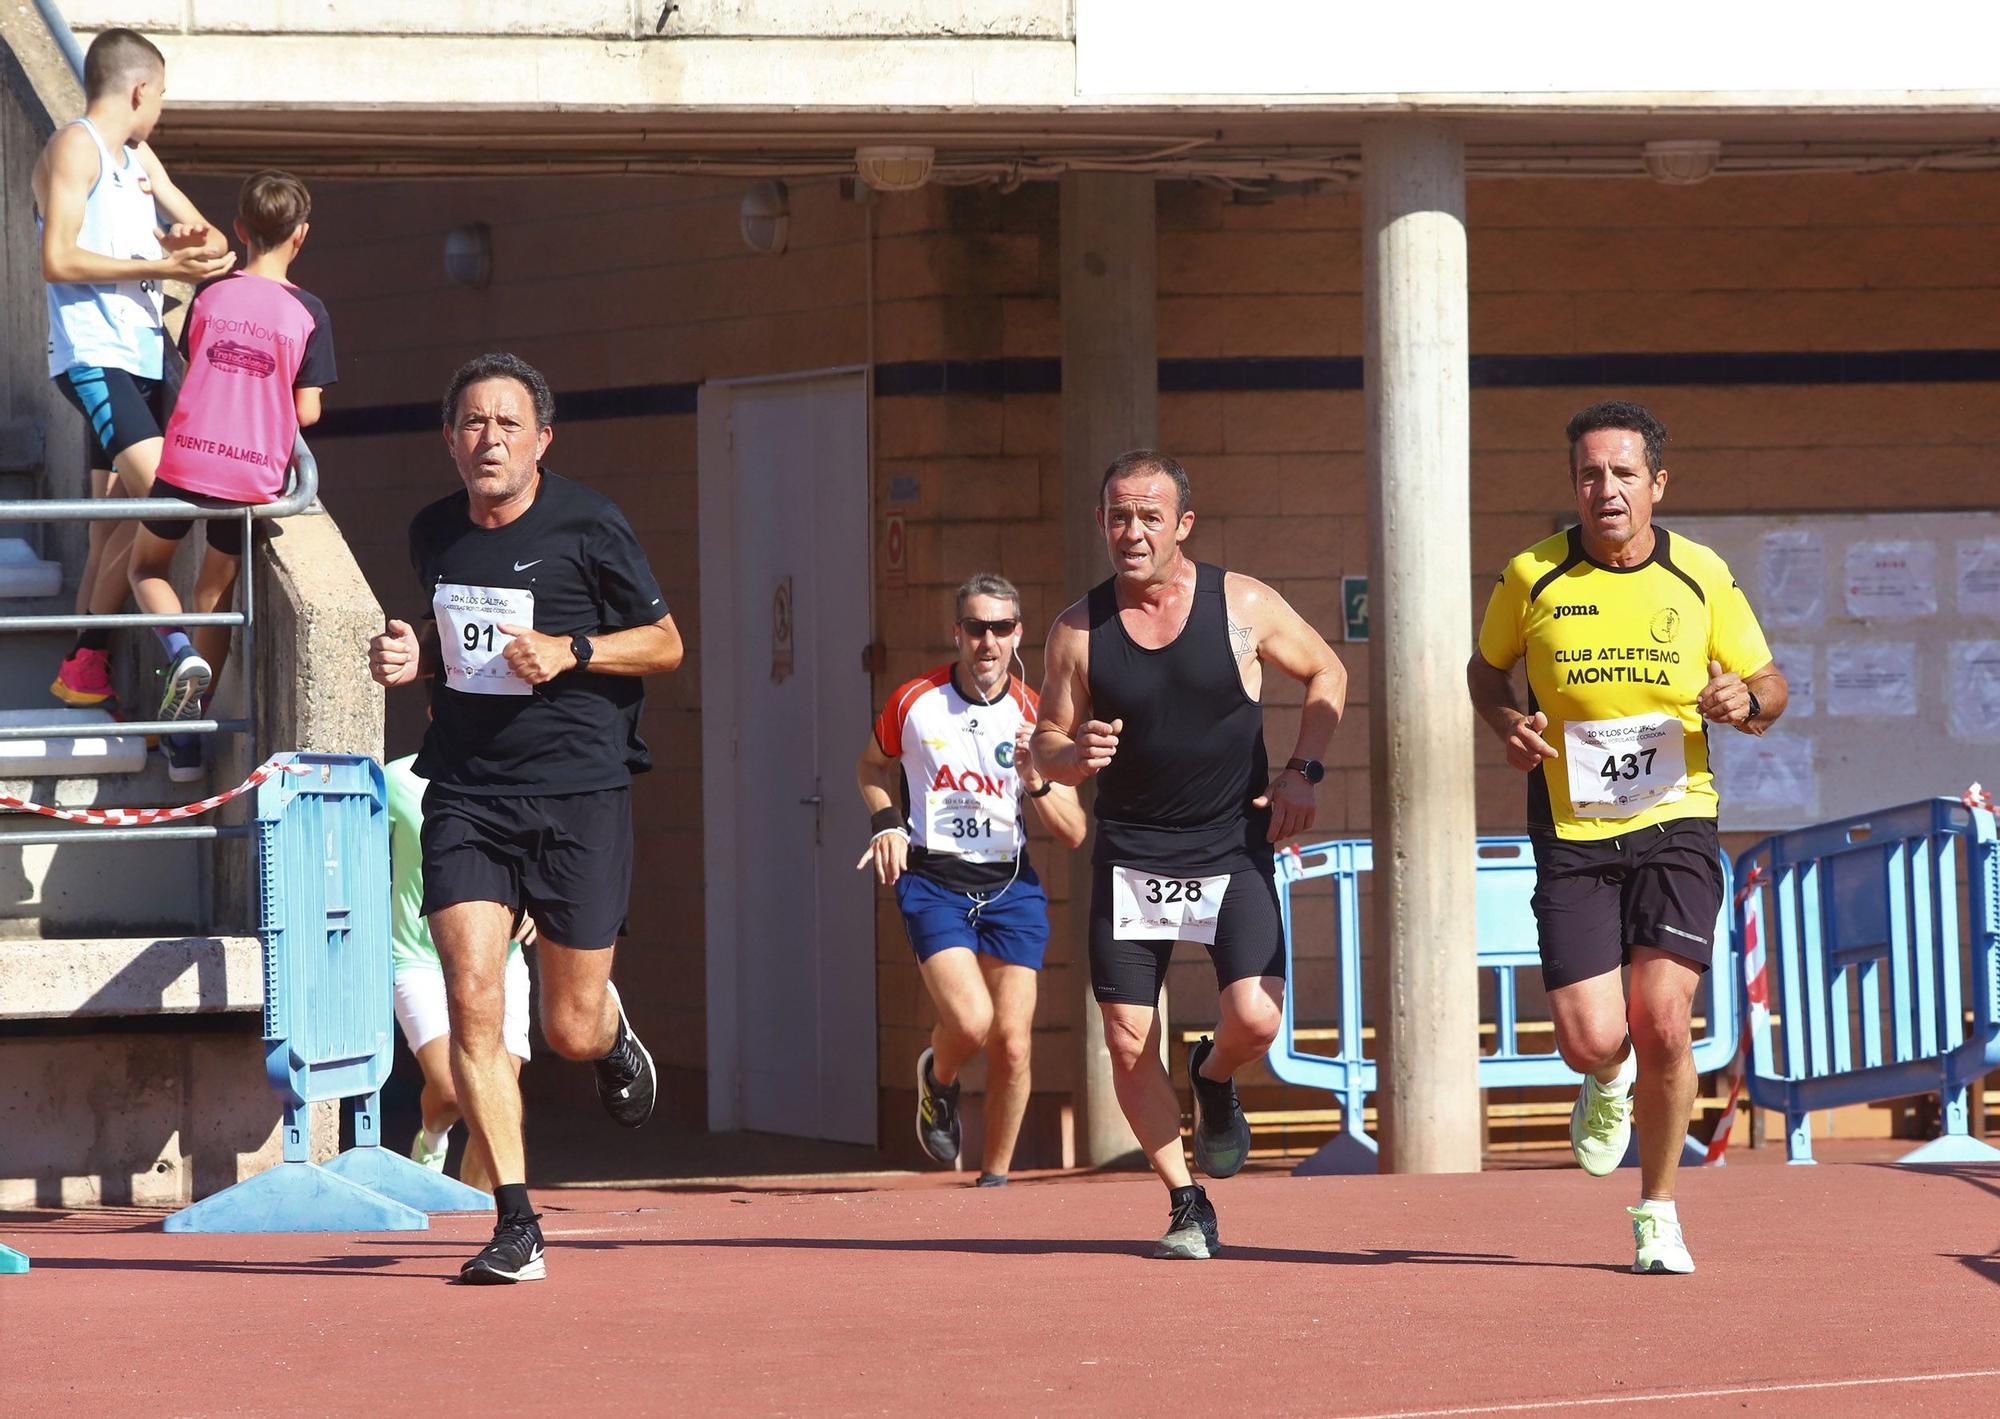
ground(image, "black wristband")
xmin=1027 ymin=781 xmax=1054 ymax=799
xmin=870 ymin=807 xmax=905 ymax=835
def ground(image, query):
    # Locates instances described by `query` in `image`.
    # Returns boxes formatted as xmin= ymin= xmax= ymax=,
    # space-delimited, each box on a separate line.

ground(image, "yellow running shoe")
xmin=1569 ymin=1070 xmax=1634 ymax=1176
xmin=1630 ymin=1206 xmax=1695 ymax=1274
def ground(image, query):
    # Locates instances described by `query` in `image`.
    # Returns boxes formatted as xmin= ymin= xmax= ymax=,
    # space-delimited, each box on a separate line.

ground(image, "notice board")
xmin=1661 ymin=512 xmax=2000 ymax=832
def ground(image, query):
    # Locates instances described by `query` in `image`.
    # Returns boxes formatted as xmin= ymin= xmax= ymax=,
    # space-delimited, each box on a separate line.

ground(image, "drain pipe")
xmin=32 ymin=0 xmax=87 ymax=81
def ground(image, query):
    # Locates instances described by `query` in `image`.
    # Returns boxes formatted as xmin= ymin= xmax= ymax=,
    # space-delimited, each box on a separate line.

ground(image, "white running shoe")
xmin=1630 ymin=1206 xmax=1696 ymax=1274
xmin=1570 ymin=1070 xmax=1634 ymax=1177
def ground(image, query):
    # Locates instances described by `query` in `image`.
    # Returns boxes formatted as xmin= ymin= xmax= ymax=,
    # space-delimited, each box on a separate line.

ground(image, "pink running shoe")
xmin=51 ymin=647 xmax=115 ymax=706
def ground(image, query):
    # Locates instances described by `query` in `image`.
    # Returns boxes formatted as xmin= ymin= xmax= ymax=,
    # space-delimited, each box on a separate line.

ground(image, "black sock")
xmin=494 ymin=1183 xmax=534 ymax=1223
xmin=1169 ymin=1183 xmax=1202 ymax=1209
xmin=74 ymin=629 xmax=111 ymax=653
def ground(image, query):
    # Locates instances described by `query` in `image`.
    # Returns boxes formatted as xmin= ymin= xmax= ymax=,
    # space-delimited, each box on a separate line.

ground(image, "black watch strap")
xmin=1285 ymin=756 xmax=1325 ymax=784
xmin=1746 ymin=688 xmax=1761 ymax=722
xmin=570 ymin=632 xmax=594 ymax=667
xmin=1027 ymin=780 xmax=1055 ymax=799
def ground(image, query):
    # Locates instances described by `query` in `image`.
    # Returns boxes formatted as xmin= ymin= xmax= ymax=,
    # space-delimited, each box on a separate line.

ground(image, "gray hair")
xmin=954 ymin=572 xmax=1021 ymax=620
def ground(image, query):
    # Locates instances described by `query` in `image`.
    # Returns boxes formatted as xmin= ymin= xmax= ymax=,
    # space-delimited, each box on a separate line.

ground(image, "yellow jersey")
xmin=1477 ymin=525 xmax=1772 ymax=841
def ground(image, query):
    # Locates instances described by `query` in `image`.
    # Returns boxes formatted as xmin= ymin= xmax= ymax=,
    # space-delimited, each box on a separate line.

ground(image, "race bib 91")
xmin=1564 ymin=712 xmax=1688 ymax=818
xmin=924 ymin=788 xmax=1020 ymax=864
xmin=1111 ymin=866 xmax=1231 ymax=944
xmin=435 ymin=583 xmax=535 ymax=697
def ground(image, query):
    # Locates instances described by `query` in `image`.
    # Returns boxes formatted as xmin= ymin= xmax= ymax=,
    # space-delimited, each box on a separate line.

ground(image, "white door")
xmin=698 ymin=372 xmax=876 ymax=1143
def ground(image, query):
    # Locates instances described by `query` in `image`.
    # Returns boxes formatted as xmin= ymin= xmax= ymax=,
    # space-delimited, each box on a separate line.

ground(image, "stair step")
xmin=0 ymin=707 xmax=146 ymax=777
xmin=0 ymin=538 xmax=61 ymax=599
xmin=0 ymin=935 xmax=261 ymax=1018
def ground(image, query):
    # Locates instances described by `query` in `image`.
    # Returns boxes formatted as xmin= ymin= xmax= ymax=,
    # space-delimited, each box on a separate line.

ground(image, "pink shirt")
xmin=158 ymin=271 xmax=336 ymax=503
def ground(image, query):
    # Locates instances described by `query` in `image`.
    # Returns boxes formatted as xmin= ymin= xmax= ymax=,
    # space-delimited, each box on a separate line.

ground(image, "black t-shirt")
xmin=408 ymin=469 xmax=667 ymax=795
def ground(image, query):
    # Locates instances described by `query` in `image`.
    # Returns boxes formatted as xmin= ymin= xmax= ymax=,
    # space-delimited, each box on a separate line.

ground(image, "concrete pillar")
xmin=1362 ymin=121 xmax=1483 ymax=1174
xmin=1059 ymin=171 xmax=1157 ymax=1166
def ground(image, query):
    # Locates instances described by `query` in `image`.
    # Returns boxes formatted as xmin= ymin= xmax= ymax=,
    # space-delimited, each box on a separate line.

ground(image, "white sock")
xmin=421 ymin=1125 xmax=452 ymax=1153
xmin=1634 ymin=1197 xmax=1677 ymax=1222
xmin=1597 ymin=1046 xmax=1637 ymax=1096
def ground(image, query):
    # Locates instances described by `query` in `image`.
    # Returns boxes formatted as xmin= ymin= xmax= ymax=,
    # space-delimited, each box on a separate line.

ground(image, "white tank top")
xmin=42 ymin=119 xmax=165 ymax=379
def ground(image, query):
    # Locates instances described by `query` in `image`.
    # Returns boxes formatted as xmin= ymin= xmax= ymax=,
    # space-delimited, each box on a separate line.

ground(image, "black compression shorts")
xmin=143 ymin=477 xmax=255 ymax=557
xmin=53 ymin=365 xmax=167 ymax=472
xmin=1530 ymin=818 xmax=1722 ymax=990
xmin=1088 ymin=863 xmax=1284 ymax=1006
xmin=420 ymin=785 xmax=632 ymax=951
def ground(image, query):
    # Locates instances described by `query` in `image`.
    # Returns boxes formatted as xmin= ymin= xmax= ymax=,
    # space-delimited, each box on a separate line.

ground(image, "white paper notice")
xmin=1844 ymin=539 xmax=1936 ymax=621
xmin=1957 ymin=540 xmax=2000 ymax=619
xmin=1716 ymin=733 xmax=1816 ymax=819
xmin=1771 ymin=642 xmax=1814 ymax=717
xmin=1826 ymin=641 xmax=1917 ymax=717
xmin=1761 ymin=529 xmax=1825 ymax=627
xmin=1948 ymin=641 xmax=2000 ymax=742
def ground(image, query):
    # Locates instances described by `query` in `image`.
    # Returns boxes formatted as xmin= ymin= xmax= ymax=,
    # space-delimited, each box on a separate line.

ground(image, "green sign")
xmin=1342 ymin=575 xmax=1369 ymax=643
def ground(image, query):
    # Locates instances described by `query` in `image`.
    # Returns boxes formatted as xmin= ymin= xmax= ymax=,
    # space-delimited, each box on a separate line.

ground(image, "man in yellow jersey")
xmin=1467 ymin=401 xmax=1787 ymax=1275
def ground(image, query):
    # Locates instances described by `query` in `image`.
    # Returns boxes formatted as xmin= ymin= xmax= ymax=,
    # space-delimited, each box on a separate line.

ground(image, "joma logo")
xmin=1553 ymin=604 xmax=1599 ymax=619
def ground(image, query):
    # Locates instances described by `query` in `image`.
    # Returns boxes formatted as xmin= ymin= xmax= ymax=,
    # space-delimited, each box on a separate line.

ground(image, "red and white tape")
xmin=0 ymin=758 xmax=311 ymax=827
xmin=1705 ymin=862 xmax=1770 ymax=1165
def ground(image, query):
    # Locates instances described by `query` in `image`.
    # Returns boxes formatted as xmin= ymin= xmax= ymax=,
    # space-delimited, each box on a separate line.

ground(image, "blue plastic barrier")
xmin=0 ymin=1242 xmax=25 ymax=1274
xmin=1734 ymin=797 xmax=2000 ymax=1166
xmin=165 ymin=753 xmax=491 ymax=1232
xmin=1272 ymin=835 xmax=1735 ymax=1173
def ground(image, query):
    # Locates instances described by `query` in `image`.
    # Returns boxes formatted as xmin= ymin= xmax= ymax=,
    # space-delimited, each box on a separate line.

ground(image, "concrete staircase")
xmin=0 ymin=414 xmax=267 ymax=1209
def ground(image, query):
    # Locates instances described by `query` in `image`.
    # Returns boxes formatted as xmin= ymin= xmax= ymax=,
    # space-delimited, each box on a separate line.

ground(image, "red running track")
xmin=2 ymin=1157 xmax=1996 ymax=1417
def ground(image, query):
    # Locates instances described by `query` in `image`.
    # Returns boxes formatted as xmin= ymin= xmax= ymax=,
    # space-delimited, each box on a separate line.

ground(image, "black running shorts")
xmin=1530 ymin=818 xmax=1722 ymax=990
xmin=54 ymin=365 xmax=168 ymax=472
xmin=420 ymin=785 xmax=632 ymax=951
xmin=1089 ymin=863 xmax=1284 ymax=1006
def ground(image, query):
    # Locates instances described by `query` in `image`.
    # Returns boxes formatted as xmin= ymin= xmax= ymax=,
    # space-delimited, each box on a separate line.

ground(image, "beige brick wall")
xmin=202 ymin=161 xmax=2000 ymax=1153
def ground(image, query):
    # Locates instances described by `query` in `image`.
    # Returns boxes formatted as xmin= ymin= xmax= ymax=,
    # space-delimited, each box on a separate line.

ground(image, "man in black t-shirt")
xmin=368 ymin=352 xmax=683 ymax=1286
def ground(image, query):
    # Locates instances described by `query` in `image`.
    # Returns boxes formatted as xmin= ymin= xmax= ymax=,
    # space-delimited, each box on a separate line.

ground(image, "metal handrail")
xmin=0 ymin=435 xmax=321 ymax=823
xmin=0 ymin=435 xmax=320 ymax=523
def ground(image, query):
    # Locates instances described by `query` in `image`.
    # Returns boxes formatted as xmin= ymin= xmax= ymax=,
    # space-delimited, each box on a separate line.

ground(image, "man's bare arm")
xmin=1030 ymin=603 xmax=1090 ymax=785
xmin=1466 ymin=653 xmax=1559 ymax=771
xmin=39 ymin=130 xmax=231 ymax=284
xmin=1235 ymin=576 xmax=1346 ymax=759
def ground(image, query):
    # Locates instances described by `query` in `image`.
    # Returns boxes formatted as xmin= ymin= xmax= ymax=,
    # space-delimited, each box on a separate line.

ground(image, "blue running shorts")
xmin=896 ymin=866 xmax=1049 ymax=970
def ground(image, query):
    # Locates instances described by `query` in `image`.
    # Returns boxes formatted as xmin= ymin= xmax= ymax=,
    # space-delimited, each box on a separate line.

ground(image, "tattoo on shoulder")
xmin=1229 ymin=616 xmax=1255 ymax=661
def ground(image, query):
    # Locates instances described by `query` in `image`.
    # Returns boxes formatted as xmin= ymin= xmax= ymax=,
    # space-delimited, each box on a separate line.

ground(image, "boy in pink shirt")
xmin=129 ymin=169 xmax=335 ymax=780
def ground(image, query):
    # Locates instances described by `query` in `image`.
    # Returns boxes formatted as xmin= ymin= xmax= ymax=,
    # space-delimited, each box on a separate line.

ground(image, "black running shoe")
xmin=1187 ymin=1035 xmax=1251 ymax=1179
xmin=1152 ymin=1185 xmax=1220 ymax=1260
xmin=914 ymin=1046 xmax=962 ymax=1165
xmin=974 ymin=1173 xmax=1008 ymax=1188
xmin=460 ymin=1213 xmax=546 ymax=1284
xmin=593 ymin=983 xmax=656 ymax=1129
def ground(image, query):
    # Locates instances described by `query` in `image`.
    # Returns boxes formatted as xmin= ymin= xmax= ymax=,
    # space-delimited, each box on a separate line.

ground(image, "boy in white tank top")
xmin=32 ymin=28 xmax=234 ymax=709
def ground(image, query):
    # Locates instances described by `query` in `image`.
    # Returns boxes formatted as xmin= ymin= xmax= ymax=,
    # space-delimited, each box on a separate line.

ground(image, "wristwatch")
xmin=1285 ymin=757 xmax=1325 ymax=784
xmin=1745 ymin=689 xmax=1761 ymax=722
xmin=570 ymin=633 xmax=594 ymax=669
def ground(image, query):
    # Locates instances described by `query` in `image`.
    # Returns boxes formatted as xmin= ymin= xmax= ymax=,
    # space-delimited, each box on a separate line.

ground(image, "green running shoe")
xmin=1630 ymin=1206 xmax=1695 ymax=1274
xmin=1187 ymin=1036 xmax=1251 ymax=1179
xmin=410 ymin=1127 xmax=448 ymax=1173
xmin=1569 ymin=1069 xmax=1633 ymax=1177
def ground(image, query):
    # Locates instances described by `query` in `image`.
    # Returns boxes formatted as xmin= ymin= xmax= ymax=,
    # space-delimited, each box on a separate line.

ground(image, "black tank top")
xmin=1087 ymin=561 xmax=1272 ymax=874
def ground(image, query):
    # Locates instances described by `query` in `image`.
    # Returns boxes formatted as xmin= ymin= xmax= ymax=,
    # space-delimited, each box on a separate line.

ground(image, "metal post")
xmin=1362 ymin=119 xmax=1483 ymax=1174
xmin=1060 ymin=171 xmax=1158 ymax=1166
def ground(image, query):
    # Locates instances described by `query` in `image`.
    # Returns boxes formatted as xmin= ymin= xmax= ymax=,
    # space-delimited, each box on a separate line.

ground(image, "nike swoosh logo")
xmin=514 ymin=560 xmax=543 ymax=571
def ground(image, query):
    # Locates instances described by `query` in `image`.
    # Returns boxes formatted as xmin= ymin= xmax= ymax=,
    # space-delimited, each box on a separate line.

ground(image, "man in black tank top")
xmin=1033 ymin=450 xmax=1347 ymax=1259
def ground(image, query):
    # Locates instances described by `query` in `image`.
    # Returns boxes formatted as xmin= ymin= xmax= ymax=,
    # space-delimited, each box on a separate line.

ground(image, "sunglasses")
xmin=958 ymin=617 xmax=1020 ymax=639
